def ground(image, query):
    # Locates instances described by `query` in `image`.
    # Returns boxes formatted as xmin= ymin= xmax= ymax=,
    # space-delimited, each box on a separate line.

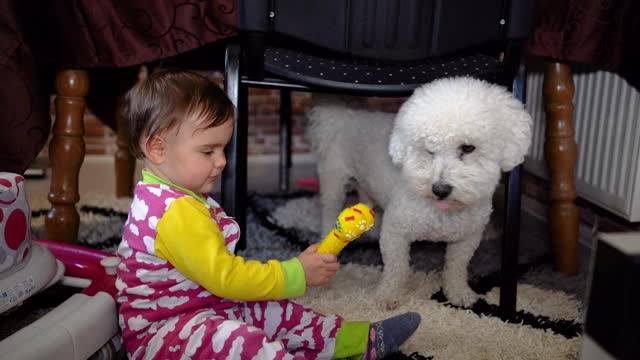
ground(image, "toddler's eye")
xmin=202 ymin=151 xmax=214 ymax=156
xmin=460 ymin=144 xmax=475 ymax=154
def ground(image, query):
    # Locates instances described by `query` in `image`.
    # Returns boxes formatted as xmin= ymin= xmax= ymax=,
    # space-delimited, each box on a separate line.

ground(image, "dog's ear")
xmin=388 ymin=97 xmax=417 ymax=166
xmin=388 ymin=124 xmax=406 ymax=166
xmin=497 ymin=98 xmax=533 ymax=172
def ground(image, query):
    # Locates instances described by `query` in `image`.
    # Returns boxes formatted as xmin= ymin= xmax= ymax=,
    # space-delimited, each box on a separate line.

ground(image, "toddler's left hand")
xmin=297 ymin=243 xmax=340 ymax=286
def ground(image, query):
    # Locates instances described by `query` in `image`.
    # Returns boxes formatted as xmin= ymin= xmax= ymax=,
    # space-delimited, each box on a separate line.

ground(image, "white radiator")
xmin=524 ymin=68 xmax=640 ymax=222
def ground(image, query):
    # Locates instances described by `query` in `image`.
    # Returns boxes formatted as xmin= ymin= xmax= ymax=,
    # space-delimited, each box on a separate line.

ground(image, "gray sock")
xmin=367 ymin=312 xmax=421 ymax=359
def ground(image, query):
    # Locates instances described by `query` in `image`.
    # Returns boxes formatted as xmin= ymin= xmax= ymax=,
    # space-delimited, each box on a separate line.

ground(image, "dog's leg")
xmin=317 ymin=162 xmax=350 ymax=234
xmin=355 ymin=186 xmax=375 ymax=208
xmin=376 ymin=219 xmax=412 ymax=310
xmin=442 ymin=232 xmax=483 ymax=307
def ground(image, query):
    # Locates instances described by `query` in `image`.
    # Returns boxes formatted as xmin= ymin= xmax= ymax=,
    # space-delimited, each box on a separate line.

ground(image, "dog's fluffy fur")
xmin=308 ymin=77 xmax=532 ymax=308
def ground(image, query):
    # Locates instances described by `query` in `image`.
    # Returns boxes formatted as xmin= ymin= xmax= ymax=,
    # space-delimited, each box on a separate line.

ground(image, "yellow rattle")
xmin=317 ymin=203 xmax=375 ymax=255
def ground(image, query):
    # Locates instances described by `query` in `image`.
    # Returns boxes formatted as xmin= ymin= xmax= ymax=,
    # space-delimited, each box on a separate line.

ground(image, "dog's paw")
xmin=376 ymin=286 xmax=402 ymax=310
xmin=444 ymin=286 xmax=479 ymax=307
xmin=383 ymin=297 xmax=401 ymax=311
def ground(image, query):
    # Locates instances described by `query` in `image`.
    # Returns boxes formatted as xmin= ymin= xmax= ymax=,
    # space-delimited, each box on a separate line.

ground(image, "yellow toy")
xmin=317 ymin=203 xmax=375 ymax=255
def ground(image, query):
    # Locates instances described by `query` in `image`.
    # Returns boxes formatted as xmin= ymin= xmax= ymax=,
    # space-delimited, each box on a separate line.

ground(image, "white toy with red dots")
xmin=0 ymin=172 xmax=121 ymax=359
xmin=0 ymin=172 xmax=64 ymax=313
xmin=0 ymin=173 xmax=32 ymax=273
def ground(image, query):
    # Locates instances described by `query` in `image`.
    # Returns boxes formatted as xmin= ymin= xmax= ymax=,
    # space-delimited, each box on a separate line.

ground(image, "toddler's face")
xmin=161 ymin=115 xmax=234 ymax=194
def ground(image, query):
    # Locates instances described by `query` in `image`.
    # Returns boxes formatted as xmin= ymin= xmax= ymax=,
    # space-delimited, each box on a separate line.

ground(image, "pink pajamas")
xmin=128 ymin=301 xmax=339 ymax=359
xmin=116 ymin=183 xmax=341 ymax=359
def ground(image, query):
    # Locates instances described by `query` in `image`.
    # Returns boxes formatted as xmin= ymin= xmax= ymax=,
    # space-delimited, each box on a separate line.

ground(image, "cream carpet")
xmin=26 ymin=191 xmax=585 ymax=359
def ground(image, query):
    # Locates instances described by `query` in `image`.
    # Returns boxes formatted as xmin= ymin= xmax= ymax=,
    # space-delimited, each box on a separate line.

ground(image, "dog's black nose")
xmin=432 ymin=183 xmax=453 ymax=199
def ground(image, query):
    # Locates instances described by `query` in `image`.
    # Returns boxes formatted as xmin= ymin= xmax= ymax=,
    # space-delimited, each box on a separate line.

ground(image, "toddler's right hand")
xmin=297 ymin=243 xmax=340 ymax=286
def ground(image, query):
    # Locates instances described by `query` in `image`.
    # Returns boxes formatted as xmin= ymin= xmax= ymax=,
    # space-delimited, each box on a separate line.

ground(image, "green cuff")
xmin=281 ymin=257 xmax=306 ymax=298
xmin=334 ymin=321 xmax=371 ymax=359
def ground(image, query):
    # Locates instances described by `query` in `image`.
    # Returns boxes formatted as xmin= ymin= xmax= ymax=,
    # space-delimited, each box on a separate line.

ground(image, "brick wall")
xmin=84 ymin=110 xmax=118 ymax=155
xmin=244 ymin=89 xmax=406 ymax=155
xmin=245 ymin=88 xmax=313 ymax=156
xmin=41 ymin=96 xmax=119 ymax=157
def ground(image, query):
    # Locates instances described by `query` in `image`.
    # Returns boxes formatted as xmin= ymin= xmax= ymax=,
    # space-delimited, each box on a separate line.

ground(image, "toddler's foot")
xmin=365 ymin=312 xmax=421 ymax=359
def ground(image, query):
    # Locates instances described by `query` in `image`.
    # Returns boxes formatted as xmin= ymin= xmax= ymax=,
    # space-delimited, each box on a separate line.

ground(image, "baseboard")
xmin=246 ymin=153 xmax=318 ymax=193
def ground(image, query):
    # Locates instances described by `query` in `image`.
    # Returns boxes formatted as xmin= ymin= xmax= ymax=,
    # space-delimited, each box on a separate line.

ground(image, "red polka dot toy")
xmin=0 ymin=173 xmax=31 ymax=273
xmin=0 ymin=172 xmax=121 ymax=358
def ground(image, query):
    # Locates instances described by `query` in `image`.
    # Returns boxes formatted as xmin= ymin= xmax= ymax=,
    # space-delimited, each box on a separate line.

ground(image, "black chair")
xmin=222 ymin=0 xmax=534 ymax=315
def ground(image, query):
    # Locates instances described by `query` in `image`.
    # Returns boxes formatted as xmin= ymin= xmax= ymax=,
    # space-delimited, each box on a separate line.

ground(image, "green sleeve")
xmin=281 ymin=257 xmax=306 ymax=298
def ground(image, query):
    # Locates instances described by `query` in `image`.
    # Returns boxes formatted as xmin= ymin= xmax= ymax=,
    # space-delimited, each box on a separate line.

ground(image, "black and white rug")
xmin=28 ymin=192 xmax=587 ymax=359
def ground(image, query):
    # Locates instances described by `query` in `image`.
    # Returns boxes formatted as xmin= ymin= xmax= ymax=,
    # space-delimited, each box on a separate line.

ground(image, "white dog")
xmin=308 ymin=77 xmax=532 ymax=308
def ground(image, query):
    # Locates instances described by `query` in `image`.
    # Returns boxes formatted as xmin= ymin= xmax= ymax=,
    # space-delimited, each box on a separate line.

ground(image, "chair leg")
xmin=115 ymin=95 xmax=135 ymax=198
xmin=46 ymin=69 xmax=89 ymax=244
xmin=499 ymin=61 xmax=526 ymax=316
xmin=114 ymin=66 xmax=145 ymax=198
xmin=223 ymin=43 xmax=248 ymax=250
xmin=543 ymin=61 xmax=578 ymax=275
xmin=500 ymin=165 xmax=521 ymax=316
xmin=279 ymin=89 xmax=292 ymax=192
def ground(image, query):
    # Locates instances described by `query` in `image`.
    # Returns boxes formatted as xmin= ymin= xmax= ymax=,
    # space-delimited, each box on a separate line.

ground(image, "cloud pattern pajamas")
xmin=116 ymin=183 xmax=341 ymax=359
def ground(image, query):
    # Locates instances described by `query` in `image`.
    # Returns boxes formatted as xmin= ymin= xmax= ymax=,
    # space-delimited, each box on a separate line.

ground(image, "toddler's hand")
xmin=297 ymin=243 xmax=340 ymax=286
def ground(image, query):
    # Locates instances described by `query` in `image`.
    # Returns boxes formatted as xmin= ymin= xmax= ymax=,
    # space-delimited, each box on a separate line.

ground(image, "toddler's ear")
xmin=143 ymin=135 xmax=166 ymax=164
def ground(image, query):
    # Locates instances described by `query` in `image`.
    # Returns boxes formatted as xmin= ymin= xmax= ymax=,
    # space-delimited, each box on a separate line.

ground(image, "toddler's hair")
xmin=124 ymin=68 xmax=235 ymax=159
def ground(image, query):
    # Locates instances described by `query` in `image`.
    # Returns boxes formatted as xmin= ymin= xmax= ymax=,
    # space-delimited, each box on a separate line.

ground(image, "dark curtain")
xmin=0 ymin=0 xmax=238 ymax=174
xmin=526 ymin=0 xmax=640 ymax=87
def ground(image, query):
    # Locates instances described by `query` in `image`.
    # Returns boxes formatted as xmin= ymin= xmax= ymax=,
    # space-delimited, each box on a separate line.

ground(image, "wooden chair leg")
xmin=115 ymin=95 xmax=135 ymax=198
xmin=46 ymin=69 xmax=89 ymax=244
xmin=543 ymin=61 xmax=579 ymax=275
xmin=114 ymin=65 xmax=146 ymax=198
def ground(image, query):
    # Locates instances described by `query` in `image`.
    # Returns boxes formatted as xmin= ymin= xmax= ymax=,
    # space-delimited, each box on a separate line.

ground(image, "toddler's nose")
xmin=432 ymin=183 xmax=453 ymax=199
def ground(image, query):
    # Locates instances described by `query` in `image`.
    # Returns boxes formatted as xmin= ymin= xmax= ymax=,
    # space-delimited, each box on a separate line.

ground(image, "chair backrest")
xmin=239 ymin=0 xmax=533 ymax=62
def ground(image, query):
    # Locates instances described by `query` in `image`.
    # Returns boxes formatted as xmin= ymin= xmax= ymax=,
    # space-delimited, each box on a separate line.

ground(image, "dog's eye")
xmin=460 ymin=144 xmax=475 ymax=154
xmin=426 ymin=149 xmax=435 ymax=156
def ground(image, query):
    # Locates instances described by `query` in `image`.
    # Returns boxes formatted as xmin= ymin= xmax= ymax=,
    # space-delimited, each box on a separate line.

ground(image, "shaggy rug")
xmin=25 ymin=191 xmax=587 ymax=360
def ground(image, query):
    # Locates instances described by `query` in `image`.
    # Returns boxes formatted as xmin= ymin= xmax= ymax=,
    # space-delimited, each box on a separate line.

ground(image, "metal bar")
xmin=499 ymin=61 xmax=526 ymax=316
xmin=279 ymin=90 xmax=292 ymax=192
xmin=223 ymin=43 xmax=249 ymax=250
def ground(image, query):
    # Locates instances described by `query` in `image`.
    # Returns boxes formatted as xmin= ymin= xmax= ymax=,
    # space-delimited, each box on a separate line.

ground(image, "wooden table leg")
xmin=45 ymin=70 xmax=89 ymax=244
xmin=543 ymin=61 xmax=579 ymax=274
xmin=115 ymin=95 xmax=135 ymax=197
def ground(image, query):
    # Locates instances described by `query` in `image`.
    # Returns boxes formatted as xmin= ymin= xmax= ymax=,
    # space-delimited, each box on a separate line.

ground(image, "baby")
xmin=115 ymin=69 xmax=420 ymax=359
